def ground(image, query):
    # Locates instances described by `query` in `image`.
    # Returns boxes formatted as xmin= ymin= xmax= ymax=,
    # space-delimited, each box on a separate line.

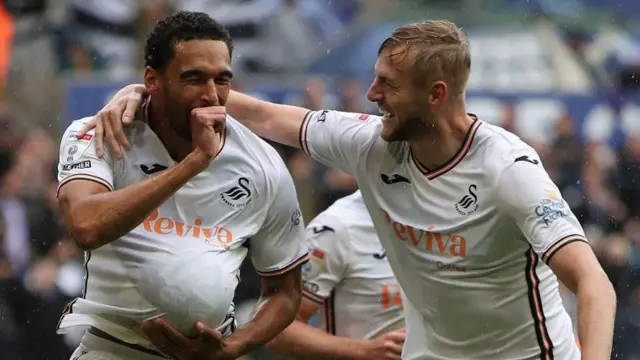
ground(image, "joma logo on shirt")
xmin=142 ymin=209 xmax=233 ymax=246
xmin=381 ymin=209 xmax=467 ymax=257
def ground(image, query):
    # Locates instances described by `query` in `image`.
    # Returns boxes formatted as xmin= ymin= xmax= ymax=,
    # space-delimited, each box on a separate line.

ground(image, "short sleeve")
xmin=298 ymin=110 xmax=379 ymax=175
xmin=300 ymin=218 xmax=350 ymax=304
xmin=495 ymin=153 xmax=587 ymax=264
xmin=57 ymin=119 xmax=115 ymax=196
xmin=250 ymin=163 xmax=309 ymax=276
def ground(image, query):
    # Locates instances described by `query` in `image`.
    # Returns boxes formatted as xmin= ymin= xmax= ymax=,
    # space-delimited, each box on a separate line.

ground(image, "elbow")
xmin=67 ymin=222 xmax=102 ymax=251
xmin=579 ymin=272 xmax=617 ymax=308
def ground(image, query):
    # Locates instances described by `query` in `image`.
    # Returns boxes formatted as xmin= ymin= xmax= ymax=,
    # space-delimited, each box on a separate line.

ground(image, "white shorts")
xmin=69 ymin=331 xmax=167 ymax=360
xmin=69 ymin=309 xmax=237 ymax=360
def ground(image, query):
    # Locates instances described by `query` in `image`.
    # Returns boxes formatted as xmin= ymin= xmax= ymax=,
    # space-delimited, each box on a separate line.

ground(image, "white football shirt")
xmin=299 ymin=110 xmax=583 ymax=360
xmin=56 ymin=115 xmax=308 ymax=347
xmin=301 ymin=190 xmax=404 ymax=339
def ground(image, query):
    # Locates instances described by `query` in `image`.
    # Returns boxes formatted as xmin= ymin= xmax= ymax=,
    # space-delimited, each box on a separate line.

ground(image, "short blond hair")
xmin=379 ymin=20 xmax=471 ymax=97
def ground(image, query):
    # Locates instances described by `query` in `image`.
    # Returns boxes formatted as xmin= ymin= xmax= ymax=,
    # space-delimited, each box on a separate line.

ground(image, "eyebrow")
xmin=218 ymin=70 xmax=234 ymax=79
xmin=179 ymin=69 xmax=234 ymax=79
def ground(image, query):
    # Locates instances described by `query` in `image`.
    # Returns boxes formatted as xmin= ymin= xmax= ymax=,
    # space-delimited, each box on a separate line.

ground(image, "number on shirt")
xmin=381 ymin=284 xmax=403 ymax=309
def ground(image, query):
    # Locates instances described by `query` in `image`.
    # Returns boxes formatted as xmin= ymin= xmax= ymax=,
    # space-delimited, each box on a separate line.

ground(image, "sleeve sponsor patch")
xmin=302 ymin=280 xmax=320 ymax=294
xmin=62 ymin=160 xmax=92 ymax=171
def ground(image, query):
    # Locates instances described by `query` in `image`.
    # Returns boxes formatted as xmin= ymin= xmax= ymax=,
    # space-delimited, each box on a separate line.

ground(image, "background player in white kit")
xmin=85 ymin=20 xmax=616 ymax=360
xmin=267 ymin=190 xmax=406 ymax=360
xmin=56 ymin=12 xmax=307 ymax=360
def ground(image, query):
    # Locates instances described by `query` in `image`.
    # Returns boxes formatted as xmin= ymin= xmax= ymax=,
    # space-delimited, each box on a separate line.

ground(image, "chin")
xmin=380 ymin=123 xmax=401 ymax=142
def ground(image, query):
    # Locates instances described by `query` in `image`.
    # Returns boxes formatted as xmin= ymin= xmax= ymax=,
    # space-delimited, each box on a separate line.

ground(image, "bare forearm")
xmin=576 ymin=279 xmax=616 ymax=360
xmin=64 ymin=153 xmax=207 ymax=249
xmin=227 ymin=90 xmax=306 ymax=148
xmin=268 ymin=319 xmax=366 ymax=360
xmin=226 ymin=291 xmax=300 ymax=356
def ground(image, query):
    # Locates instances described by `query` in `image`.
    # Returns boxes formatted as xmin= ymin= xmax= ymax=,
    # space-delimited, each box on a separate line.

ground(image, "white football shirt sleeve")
xmin=57 ymin=119 xmax=115 ymax=195
xmin=298 ymin=110 xmax=378 ymax=174
xmin=495 ymin=154 xmax=587 ymax=264
xmin=300 ymin=219 xmax=350 ymax=304
xmin=250 ymin=164 xmax=309 ymax=277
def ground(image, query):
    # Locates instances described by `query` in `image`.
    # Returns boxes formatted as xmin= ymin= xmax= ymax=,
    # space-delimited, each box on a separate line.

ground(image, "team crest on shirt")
xmin=455 ymin=184 xmax=479 ymax=216
xmin=61 ymin=132 xmax=93 ymax=164
xmin=219 ymin=177 xmax=253 ymax=209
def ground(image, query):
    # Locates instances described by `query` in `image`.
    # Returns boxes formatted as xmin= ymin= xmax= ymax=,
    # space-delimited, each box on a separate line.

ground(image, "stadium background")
xmin=0 ymin=0 xmax=639 ymax=359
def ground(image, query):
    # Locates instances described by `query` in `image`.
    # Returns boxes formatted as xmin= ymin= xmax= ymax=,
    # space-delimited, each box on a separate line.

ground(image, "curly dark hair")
xmin=144 ymin=11 xmax=234 ymax=70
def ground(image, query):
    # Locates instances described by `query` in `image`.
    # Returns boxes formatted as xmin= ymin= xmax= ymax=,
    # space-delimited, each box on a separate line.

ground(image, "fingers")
xmin=76 ymin=118 xmax=96 ymax=138
xmin=94 ymin=120 xmax=104 ymax=158
xmin=123 ymin=92 xmax=143 ymax=125
xmin=107 ymin=101 xmax=131 ymax=154
xmin=386 ymin=341 xmax=403 ymax=356
xmin=141 ymin=318 xmax=184 ymax=358
xmin=103 ymin=120 xmax=122 ymax=160
xmin=196 ymin=321 xmax=224 ymax=343
xmin=384 ymin=330 xmax=406 ymax=344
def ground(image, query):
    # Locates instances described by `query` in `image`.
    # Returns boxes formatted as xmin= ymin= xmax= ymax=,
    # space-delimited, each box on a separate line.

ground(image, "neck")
xmin=147 ymin=100 xmax=193 ymax=162
xmin=409 ymin=105 xmax=474 ymax=171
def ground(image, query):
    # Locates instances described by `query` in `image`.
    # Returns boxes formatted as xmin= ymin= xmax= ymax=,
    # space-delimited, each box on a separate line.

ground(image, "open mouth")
xmin=378 ymin=108 xmax=395 ymax=120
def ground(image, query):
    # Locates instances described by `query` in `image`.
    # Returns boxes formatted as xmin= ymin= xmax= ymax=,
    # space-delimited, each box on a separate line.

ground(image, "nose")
xmin=366 ymin=82 xmax=382 ymax=103
xmin=201 ymin=79 xmax=219 ymax=106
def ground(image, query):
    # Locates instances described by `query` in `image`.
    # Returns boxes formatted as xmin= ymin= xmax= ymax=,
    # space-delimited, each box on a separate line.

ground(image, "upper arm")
xmin=260 ymin=264 xmax=303 ymax=296
xmin=495 ymin=151 xmax=587 ymax=264
xmin=300 ymin=219 xmax=349 ymax=305
xmin=547 ymin=241 xmax=610 ymax=294
xmin=57 ymin=120 xmax=115 ymax=220
xmin=299 ymin=110 xmax=379 ymax=175
xmin=250 ymin=162 xmax=309 ymax=278
xmin=227 ymin=90 xmax=309 ymax=148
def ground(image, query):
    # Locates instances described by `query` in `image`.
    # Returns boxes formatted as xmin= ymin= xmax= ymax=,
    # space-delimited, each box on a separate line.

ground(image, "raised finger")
xmin=94 ymin=121 xmax=104 ymax=158
xmin=123 ymin=92 xmax=143 ymax=125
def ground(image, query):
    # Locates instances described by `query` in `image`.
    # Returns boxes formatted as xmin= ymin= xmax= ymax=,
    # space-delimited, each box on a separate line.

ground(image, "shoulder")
xmin=61 ymin=117 xmax=96 ymax=138
xmin=307 ymin=110 xmax=383 ymax=135
xmin=59 ymin=117 xmax=110 ymax=165
xmin=473 ymin=122 xmax=543 ymax=181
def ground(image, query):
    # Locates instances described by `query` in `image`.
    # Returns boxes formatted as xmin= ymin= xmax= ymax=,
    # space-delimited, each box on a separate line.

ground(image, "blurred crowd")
xmin=0 ymin=0 xmax=640 ymax=359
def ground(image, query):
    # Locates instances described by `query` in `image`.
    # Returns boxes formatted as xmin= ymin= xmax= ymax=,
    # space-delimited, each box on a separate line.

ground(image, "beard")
xmin=383 ymin=111 xmax=434 ymax=142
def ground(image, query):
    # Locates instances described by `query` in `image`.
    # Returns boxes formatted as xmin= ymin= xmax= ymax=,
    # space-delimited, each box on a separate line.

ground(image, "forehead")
xmin=374 ymin=47 xmax=414 ymax=80
xmin=170 ymin=39 xmax=231 ymax=73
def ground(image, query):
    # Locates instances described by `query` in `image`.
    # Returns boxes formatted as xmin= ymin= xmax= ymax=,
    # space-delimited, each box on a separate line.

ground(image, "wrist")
xmin=219 ymin=338 xmax=247 ymax=360
xmin=183 ymin=150 xmax=212 ymax=172
xmin=352 ymin=339 xmax=372 ymax=360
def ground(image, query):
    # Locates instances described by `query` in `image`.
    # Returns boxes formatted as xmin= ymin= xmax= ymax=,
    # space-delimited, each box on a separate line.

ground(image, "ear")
xmin=429 ymin=81 xmax=448 ymax=107
xmin=144 ymin=66 xmax=161 ymax=93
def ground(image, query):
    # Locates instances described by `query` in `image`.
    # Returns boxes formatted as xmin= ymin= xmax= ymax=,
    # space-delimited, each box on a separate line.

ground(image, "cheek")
xmin=217 ymin=85 xmax=230 ymax=104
